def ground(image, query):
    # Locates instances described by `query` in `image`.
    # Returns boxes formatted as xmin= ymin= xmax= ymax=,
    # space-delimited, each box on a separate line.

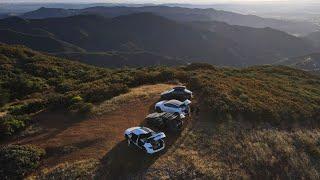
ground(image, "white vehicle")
xmin=124 ymin=127 xmax=166 ymax=154
xmin=155 ymin=99 xmax=191 ymax=118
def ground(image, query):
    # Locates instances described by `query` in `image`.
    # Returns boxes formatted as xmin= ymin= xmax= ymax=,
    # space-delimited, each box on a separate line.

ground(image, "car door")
xmin=137 ymin=136 xmax=145 ymax=148
xmin=131 ymin=134 xmax=139 ymax=146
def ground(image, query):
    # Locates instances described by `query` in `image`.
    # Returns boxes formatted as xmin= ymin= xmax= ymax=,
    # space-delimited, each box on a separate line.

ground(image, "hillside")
xmin=23 ymin=7 xmax=78 ymax=19
xmin=1 ymin=45 xmax=320 ymax=179
xmin=54 ymin=51 xmax=186 ymax=68
xmin=189 ymin=21 xmax=314 ymax=65
xmin=305 ymin=31 xmax=320 ymax=49
xmin=0 ymin=13 xmax=315 ymax=66
xmin=0 ymin=44 xmax=178 ymax=138
xmin=21 ymin=6 xmax=319 ymax=36
xmin=278 ymin=53 xmax=320 ymax=73
xmin=0 ymin=29 xmax=84 ymax=53
xmin=0 ymin=14 xmax=247 ymax=66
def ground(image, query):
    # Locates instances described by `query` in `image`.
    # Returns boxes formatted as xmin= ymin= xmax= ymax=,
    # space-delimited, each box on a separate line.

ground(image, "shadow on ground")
xmin=94 ymin=102 xmax=186 ymax=179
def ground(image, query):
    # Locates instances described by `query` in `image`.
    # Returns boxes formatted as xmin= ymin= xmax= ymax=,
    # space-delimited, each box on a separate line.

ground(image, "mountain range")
xmin=0 ymin=12 xmax=314 ymax=67
xmin=21 ymin=6 xmax=319 ymax=36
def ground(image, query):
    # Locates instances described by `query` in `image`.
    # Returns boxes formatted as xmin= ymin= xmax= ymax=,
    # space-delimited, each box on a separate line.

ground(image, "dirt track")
xmin=5 ymin=84 xmax=189 ymax=178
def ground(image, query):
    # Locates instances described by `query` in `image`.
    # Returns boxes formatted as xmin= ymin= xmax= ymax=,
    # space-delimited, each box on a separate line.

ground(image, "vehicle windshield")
xmin=180 ymin=104 xmax=187 ymax=108
xmin=174 ymin=87 xmax=185 ymax=91
xmin=139 ymin=132 xmax=154 ymax=141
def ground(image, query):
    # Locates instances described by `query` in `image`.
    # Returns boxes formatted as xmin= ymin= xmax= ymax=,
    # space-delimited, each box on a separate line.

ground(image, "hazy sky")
xmin=0 ymin=0 xmax=312 ymax=4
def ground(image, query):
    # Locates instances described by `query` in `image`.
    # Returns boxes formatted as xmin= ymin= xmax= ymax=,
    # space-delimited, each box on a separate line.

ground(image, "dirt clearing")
xmin=4 ymin=84 xmax=178 ymax=174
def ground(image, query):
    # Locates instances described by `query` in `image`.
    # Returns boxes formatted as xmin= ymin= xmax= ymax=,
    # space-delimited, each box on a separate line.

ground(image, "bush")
xmin=68 ymin=102 xmax=93 ymax=114
xmin=0 ymin=145 xmax=45 ymax=179
xmin=4 ymin=76 xmax=47 ymax=99
xmin=9 ymin=101 xmax=46 ymax=115
xmin=156 ymin=70 xmax=175 ymax=82
xmin=0 ymin=115 xmax=30 ymax=136
xmin=0 ymin=87 xmax=10 ymax=106
xmin=70 ymin=96 xmax=83 ymax=104
xmin=183 ymin=63 xmax=217 ymax=71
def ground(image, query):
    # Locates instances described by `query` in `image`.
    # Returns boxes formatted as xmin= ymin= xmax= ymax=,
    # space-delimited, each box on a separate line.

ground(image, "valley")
xmin=0 ymin=2 xmax=320 ymax=179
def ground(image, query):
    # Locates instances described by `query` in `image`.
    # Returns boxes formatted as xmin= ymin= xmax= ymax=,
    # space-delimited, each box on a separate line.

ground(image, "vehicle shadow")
xmin=94 ymin=103 xmax=183 ymax=179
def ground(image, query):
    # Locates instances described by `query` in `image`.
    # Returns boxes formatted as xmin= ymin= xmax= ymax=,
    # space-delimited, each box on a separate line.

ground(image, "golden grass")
xmin=92 ymin=83 xmax=175 ymax=116
xmin=28 ymin=159 xmax=99 ymax=180
xmin=143 ymin=117 xmax=320 ymax=179
xmin=0 ymin=111 xmax=6 ymax=118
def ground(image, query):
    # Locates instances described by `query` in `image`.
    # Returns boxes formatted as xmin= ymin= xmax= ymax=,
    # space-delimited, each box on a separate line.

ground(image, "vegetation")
xmin=183 ymin=64 xmax=320 ymax=123
xmin=145 ymin=119 xmax=320 ymax=179
xmin=31 ymin=159 xmax=99 ymax=180
xmin=55 ymin=51 xmax=185 ymax=68
xmin=0 ymin=44 xmax=320 ymax=179
xmin=0 ymin=145 xmax=45 ymax=179
xmin=0 ymin=44 xmax=177 ymax=137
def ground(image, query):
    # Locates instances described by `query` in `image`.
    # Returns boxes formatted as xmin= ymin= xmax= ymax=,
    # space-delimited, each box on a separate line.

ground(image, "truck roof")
xmin=146 ymin=112 xmax=178 ymax=120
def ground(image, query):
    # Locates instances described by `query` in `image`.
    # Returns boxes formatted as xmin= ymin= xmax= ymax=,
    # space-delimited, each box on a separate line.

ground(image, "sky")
xmin=0 ymin=0 xmax=311 ymax=4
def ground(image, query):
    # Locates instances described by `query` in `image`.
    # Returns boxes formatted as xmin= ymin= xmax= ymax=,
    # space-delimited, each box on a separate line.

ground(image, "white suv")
xmin=155 ymin=99 xmax=191 ymax=118
xmin=124 ymin=127 xmax=166 ymax=154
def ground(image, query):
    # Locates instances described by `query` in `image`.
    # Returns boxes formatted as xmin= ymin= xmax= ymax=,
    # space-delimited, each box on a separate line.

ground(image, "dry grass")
xmin=143 ymin=116 xmax=320 ymax=179
xmin=28 ymin=159 xmax=99 ymax=180
xmin=0 ymin=111 xmax=6 ymax=118
xmin=92 ymin=84 xmax=175 ymax=116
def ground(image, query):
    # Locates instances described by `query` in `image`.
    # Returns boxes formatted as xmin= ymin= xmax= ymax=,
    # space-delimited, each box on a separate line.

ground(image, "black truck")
xmin=145 ymin=112 xmax=183 ymax=132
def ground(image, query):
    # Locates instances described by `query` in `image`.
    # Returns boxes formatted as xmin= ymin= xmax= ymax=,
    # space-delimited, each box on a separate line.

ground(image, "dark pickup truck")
xmin=145 ymin=112 xmax=183 ymax=132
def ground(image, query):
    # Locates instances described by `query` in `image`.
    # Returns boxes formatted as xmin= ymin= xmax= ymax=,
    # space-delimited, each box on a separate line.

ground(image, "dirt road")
xmin=6 ymin=84 xmax=188 ymax=178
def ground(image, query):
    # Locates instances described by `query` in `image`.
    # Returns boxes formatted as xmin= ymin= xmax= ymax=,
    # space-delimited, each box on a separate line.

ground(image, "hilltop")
xmin=1 ymin=45 xmax=320 ymax=179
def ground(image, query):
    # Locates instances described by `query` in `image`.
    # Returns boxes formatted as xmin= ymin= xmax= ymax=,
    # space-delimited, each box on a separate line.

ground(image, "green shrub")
xmin=68 ymin=102 xmax=93 ymax=114
xmin=4 ymin=76 xmax=47 ymax=99
xmin=0 ymin=145 xmax=45 ymax=179
xmin=0 ymin=115 xmax=30 ymax=136
xmin=71 ymin=96 xmax=83 ymax=104
xmin=0 ymin=54 xmax=12 ymax=64
xmin=183 ymin=63 xmax=217 ymax=71
xmin=0 ymin=87 xmax=10 ymax=106
xmin=156 ymin=69 xmax=175 ymax=82
xmin=9 ymin=101 xmax=45 ymax=115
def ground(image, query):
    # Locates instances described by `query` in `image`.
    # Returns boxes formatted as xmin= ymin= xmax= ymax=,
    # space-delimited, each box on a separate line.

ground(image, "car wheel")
xmin=156 ymin=107 xmax=162 ymax=113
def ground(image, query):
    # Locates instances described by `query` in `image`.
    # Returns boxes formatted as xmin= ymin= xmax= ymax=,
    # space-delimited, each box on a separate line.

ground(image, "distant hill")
xmin=23 ymin=7 xmax=78 ymax=19
xmin=0 ymin=29 xmax=84 ymax=53
xmin=0 ymin=13 xmax=315 ymax=67
xmin=189 ymin=21 xmax=314 ymax=65
xmin=54 ymin=51 xmax=186 ymax=68
xmin=0 ymin=14 xmax=248 ymax=66
xmin=304 ymin=31 xmax=320 ymax=49
xmin=277 ymin=53 xmax=320 ymax=73
xmin=21 ymin=6 xmax=319 ymax=36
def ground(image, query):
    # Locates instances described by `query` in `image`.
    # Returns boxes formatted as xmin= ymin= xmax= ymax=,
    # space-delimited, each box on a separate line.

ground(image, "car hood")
xmin=148 ymin=132 xmax=166 ymax=141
